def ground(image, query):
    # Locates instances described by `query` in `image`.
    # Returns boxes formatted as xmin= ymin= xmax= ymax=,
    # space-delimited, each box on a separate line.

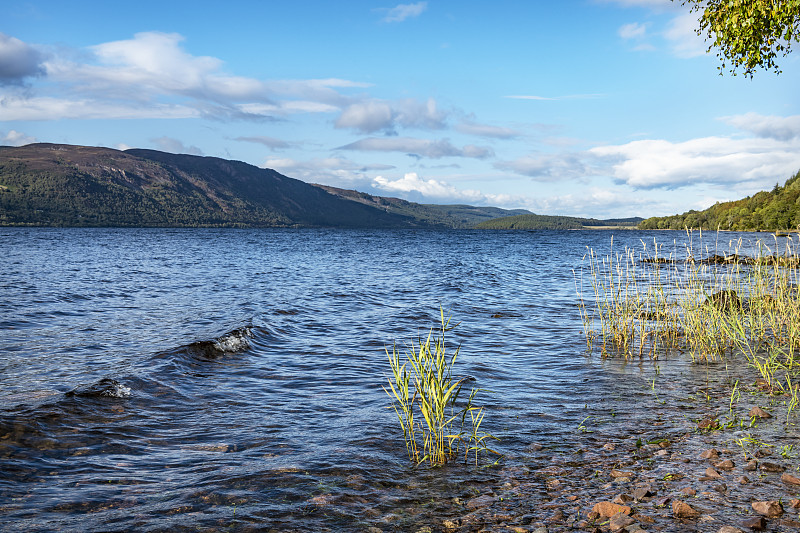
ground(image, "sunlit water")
xmin=0 ymin=228 xmax=786 ymax=531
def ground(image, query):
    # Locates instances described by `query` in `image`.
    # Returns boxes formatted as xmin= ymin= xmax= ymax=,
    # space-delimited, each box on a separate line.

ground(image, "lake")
xmin=0 ymin=227 xmax=774 ymax=531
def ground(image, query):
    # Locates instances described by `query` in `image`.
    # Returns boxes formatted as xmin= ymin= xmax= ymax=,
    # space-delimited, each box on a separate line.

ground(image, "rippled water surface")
xmin=0 ymin=228 xmax=782 ymax=531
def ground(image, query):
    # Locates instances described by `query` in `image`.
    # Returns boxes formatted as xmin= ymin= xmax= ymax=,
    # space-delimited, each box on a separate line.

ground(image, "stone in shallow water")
xmin=751 ymin=500 xmax=783 ymax=518
xmin=590 ymin=501 xmax=631 ymax=518
xmin=759 ymin=462 xmax=785 ymax=473
xmin=672 ymin=500 xmax=700 ymax=518
xmin=714 ymin=459 xmax=735 ymax=470
xmin=782 ymin=472 xmax=800 ymax=486
xmin=700 ymin=448 xmax=720 ymax=459
xmin=742 ymin=516 xmax=767 ymax=530
xmin=748 ymin=406 xmax=771 ymax=418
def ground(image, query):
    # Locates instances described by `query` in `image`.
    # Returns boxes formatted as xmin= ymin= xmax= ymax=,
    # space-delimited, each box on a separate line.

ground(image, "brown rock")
xmin=681 ymin=487 xmax=697 ymax=496
xmin=590 ymin=501 xmax=632 ymax=519
xmin=790 ymin=499 xmax=800 ymax=509
xmin=782 ymin=472 xmax=800 ymax=485
xmin=705 ymin=467 xmax=723 ymax=479
xmin=749 ymin=406 xmax=772 ymax=418
xmin=466 ymin=494 xmax=495 ymax=509
xmin=632 ymin=484 xmax=654 ymax=500
xmin=672 ymin=500 xmax=700 ymax=518
xmin=751 ymin=500 xmax=783 ymax=518
xmin=737 ymin=476 xmax=750 ymax=485
xmin=609 ymin=512 xmax=636 ymax=531
xmin=701 ymin=448 xmax=720 ymax=459
xmin=759 ymin=462 xmax=785 ymax=473
xmin=717 ymin=526 xmax=744 ymax=533
xmin=782 ymin=519 xmax=800 ymax=528
xmin=714 ymin=459 xmax=735 ymax=471
xmin=744 ymin=459 xmax=758 ymax=471
xmin=698 ymin=417 xmax=719 ymax=429
xmin=610 ymin=469 xmax=634 ymax=479
xmin=742 ymin=516 xmax=767 ymax=530
xmin=612 ymin=493 xmax=633 ymax=505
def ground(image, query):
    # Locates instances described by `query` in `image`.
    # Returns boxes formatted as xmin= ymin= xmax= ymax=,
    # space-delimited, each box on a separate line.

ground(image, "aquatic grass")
xmin=384 ymin=309 xmax=499 ymax=466
xmin=578 ymin=230 xmax=800 ymax=420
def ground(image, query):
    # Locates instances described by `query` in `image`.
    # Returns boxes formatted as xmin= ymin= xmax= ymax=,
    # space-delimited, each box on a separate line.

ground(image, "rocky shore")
xmin=361 ymin=369 xmax=800 ymax=533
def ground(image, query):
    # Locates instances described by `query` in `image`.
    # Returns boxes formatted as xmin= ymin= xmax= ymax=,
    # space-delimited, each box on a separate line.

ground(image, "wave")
xmin=66 ymin=377 xmax=132 ymax=398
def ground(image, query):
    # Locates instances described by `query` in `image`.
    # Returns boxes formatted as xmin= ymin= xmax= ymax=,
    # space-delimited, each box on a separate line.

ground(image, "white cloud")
xmin=382 ymin=2 xmax=428 ymax=23
xmin=495 ymin=152 xmax=595 ymax=181
xmin=619 ymin=22 xmax=647 ymax=39
xmin=373 ymin=172 xmax=521 ymax=205
xmin=1 ymin=129 xmax=36 ymax=146
xmin=4 ymin=32 xmax=370 ymax=121
xmin=504 ymin=93 xmax=604 ymax=101
xmin=526 ymin=186 xmax=656 ymax=218
xmin=455 ymin=121 xmax=520 ymax=139
xmin=234 ymin=135 xmax=292 ymax=150
xmin=150 ymin=136 xmax=203 ymax=155
xmin=335 ymin=97 xmax=447 ymax=133
xmin=590 ymin=136 xmax=800 ymax=189
xmin=0 ymin=33 xmax=45 ymax=85
xmin=0 ymin=95 xmax=199 ymax=120
xmin=663 ymin=11 xmax=707 ymax=58
xmin=722 ymin=113 xmax=800 ymax=141
xmin=263 ymin=156 xmax=394 ymax=188
xmin=338 ymin=137 xmax=494 ymax=159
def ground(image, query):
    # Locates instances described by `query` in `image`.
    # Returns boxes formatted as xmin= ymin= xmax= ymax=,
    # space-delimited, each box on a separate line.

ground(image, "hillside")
xmin=0 ymin=144 xmax=438 ymax=228
xmin=475 ymin=214 xmax=643 ymax=230
xmin=639 ymin=170 xmax=800 ymax=231
xmin=314 ymin=184 xmax=530 ymax=228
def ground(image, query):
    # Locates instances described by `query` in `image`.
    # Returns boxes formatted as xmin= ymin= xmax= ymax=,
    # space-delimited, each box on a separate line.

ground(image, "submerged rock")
xmin=752 ymin=500 xmax=783 ymax=518
xmin=672 ymin=500 xmax=700 ymax=518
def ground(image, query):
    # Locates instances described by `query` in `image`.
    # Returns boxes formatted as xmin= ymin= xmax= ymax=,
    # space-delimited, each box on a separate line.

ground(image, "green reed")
xmin=384 ymin=309 xmax=498 ymax=466
xmin=577 ymin=231 xmax=800 ymax=414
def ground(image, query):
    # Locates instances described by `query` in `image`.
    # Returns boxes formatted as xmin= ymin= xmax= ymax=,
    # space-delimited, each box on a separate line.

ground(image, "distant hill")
xmin=475 ymin=213 xmax=643 ymax=230
xmin=639 ymin=169 xmax=800 ymax=231
xmin=314 ymin=184 xmax=531 ymax=228
xmin=0 ymin=144 xmax=521 ymax=228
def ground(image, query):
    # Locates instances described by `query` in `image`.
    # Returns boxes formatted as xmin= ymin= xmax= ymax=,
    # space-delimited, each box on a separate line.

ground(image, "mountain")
xmin=474 ymin=213 xmax=643 ymax=230
xmin=0 ymin=144 xmax=461 ymax=228
xmin=313 ymin=184 xmax=531 ymax=228
xmin=639 ymin=169 xmax=800 ymax=231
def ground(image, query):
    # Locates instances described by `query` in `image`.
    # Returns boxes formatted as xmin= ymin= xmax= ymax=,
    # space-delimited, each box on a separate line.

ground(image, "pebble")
xmin=717 ymin=526 xmax=744 ymax=533
xmin=701 ymin=448 xmax=720 ymax=460
xmin=609 ymin=512 xmax=636 ymax=531
xmin=714 ymin=459 xmax=735 ymax=471
xmin=613 ymin=493 xmax=633 ymax=504
xmin=782 ymin=472 xmax=800 ymax=485
xmin=590 ymin=501 xmax=631 ymax=518
xmin=742 ymin=516 xmax=767 ymax=530
xmin=672 ymin=500 xmax=700 ymax=518
xmin=705 ymin=467 xmax=722 ymax=479
xmin=743 ymin=459 xmax=758 ymax=471
xmin=632 ymin=484 xmax=653 ymax=500
xmin=680 ymin=487 xmax=696 ymax=496
xmin=759 ymin=462 xmax=785 ymax=473
xmin=748 ymin=406 xmax=771 ymax=418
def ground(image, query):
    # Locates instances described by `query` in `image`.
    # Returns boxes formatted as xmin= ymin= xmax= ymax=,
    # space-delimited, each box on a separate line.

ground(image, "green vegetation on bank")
xmin=475 ymin=214 xmax=643 ymax=230
xmin=639 ymin=170 xmax=800 ymax=231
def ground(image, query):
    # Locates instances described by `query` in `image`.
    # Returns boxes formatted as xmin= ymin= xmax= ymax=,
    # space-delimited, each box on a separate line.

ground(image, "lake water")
xmin=0 ymin=227 xmax=778 ymax=531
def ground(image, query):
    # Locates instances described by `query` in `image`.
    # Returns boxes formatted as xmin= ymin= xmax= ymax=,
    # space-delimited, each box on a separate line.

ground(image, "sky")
xmin=1 ymin=0 xmax=799 ymax=219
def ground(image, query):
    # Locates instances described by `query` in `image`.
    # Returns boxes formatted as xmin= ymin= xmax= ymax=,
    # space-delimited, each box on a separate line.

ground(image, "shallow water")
xmin=0 ymin=227 xmax=787 ymax=531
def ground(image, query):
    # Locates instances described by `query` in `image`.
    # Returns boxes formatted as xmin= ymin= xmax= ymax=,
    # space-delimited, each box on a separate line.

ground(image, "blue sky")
xmin=2 ymin=0 xmax=799 ymax=219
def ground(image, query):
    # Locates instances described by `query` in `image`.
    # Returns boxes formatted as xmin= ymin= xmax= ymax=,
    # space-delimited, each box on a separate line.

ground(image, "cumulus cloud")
xmin=455 ymin=121 xmax=520 ymax=139
xmin=338 ymin=137 xmax=494 ymax=159
xmin=335 ymin=97 xmax=447 ymax=134
xmin=4 ymin=32 xmax=370 ymax=121
xmin=495 ymin=152 xmax=595 ymax=181
xmin=722 ymin=113 xmax=800 ymax=141
xmin=590 ymin=136 xmax=800 ymax=189
xmin=0 ymin=33 xmax=45 ymax=85
xmin=1 ymin=129 xmax=36 ymax=146
xmin=382 ymin=2 xmax=427 ymax=23
xmin=150 ymin=136 xmax=204 ymax=155
xmin=373 ymin=172 xmax=521 ymax=205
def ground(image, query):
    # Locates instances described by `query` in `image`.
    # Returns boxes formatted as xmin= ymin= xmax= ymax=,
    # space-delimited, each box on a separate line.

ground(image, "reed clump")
xmin=576 ymin=231 xmax=800 ymax=415
xmin=384 ymin=309 xmax=499 ymax=466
